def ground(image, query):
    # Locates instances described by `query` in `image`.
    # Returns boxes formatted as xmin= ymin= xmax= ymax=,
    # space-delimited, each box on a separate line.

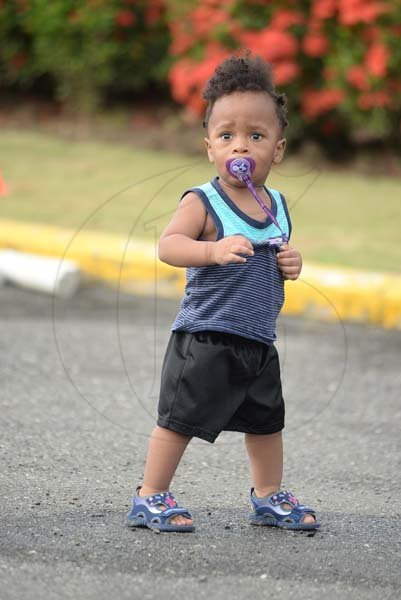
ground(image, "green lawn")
xmin=1 ymin=129 xmax=400 ymax=272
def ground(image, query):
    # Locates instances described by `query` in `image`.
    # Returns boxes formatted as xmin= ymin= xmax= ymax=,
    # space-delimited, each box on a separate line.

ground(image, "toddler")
xmin=127 ymin=53 xmax=320 ymax=532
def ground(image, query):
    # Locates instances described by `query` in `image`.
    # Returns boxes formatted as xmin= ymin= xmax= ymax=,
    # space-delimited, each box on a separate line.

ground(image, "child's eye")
xmin=251 ymin=133 xmax=263 ymax=140
xmin=220 ymin=133 xmax=232 ymax=140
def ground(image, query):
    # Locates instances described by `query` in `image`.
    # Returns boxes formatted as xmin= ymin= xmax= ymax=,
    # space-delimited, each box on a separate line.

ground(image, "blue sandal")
xmin=126 ymin=485 xmax=195 ymax=533
xmin=249 ymin=488 xmax=320 ymax=530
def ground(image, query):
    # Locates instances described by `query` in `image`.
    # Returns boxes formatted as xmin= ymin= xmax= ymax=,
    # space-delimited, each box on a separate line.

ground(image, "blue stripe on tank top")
xmin=171 ymin=177 xmax=292 ymax=345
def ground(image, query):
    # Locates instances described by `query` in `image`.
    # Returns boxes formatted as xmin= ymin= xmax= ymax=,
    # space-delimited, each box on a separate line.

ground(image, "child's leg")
xmin=245 ymin=431 xmax=283 ymax=497
xmin=138 ymin=425 xmax=193 ymax=526
xmin=244 ymin=431 xmax=315 ymax=524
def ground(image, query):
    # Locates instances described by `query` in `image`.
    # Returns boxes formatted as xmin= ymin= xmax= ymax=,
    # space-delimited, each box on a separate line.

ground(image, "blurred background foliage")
xmin=0 ymin=0 xmax=171 ymax=112
xmin=1 ymin=0 xmax=400 ymax=153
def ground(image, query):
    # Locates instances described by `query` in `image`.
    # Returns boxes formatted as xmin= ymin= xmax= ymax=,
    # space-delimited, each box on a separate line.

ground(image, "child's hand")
xmin=211 ymin=235 xmax=254 ymax=265
xmin=276 ymin=244 xmax=302 ymax=280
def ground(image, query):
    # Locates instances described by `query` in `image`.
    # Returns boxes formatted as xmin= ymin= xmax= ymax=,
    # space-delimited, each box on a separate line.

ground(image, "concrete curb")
xmin=1 ymin=218 xmax=400 ymax=329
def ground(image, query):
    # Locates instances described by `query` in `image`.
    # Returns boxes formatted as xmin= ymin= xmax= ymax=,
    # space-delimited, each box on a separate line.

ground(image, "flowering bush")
xmin=1 ymin=0 xmax=400 ymax=144
xmin=0 ymin=0 xmax=170 ymax=111
xmin=166 ymin=0 xmax=401 ymax=143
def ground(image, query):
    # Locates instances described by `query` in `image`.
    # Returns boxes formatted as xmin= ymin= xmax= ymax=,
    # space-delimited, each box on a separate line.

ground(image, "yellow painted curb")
xmin=0 ymin=218 xmax=400 ymax=329
xmin=286 ymin=263 xmax=401 ymax=329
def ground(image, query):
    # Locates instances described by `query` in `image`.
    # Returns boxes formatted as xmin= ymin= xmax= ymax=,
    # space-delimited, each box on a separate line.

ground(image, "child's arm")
xmin=158 ymin=192 xmax=215 ymax=268
xmin=158 ymin=192 xmax=254 ymax=268
xmin=276 ymin=243 xmax=302 ymax=280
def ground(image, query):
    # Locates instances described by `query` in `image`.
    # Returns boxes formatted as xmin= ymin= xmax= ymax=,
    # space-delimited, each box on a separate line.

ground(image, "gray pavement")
xmin=1 ymin=282 xmax=401 ymax=599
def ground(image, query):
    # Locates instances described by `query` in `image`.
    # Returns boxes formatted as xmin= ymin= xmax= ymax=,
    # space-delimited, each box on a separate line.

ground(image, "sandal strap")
xmin=158 ymin=507 xmax=193 ymax=519
xmin=135 ymin=488 xmax=192 ymax=515
xmin=290 ymin=505 xmax=316 ymax=519
xmin=144 ymin=491 xmax=178 ymax=509
xmin=269 ymin=490 xmax=300 ymax=508
xmin=273 ymin=490 xmax=316 ymax=516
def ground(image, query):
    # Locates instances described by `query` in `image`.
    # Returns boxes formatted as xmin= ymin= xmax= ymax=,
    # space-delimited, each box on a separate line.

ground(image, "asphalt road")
xmin=1 ymin=282 xmax=400 ymax=600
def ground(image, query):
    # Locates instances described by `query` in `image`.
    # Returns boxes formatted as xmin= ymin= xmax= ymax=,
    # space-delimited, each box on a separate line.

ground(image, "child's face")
xmin=204 ymin=91 xmax=286 ymax=188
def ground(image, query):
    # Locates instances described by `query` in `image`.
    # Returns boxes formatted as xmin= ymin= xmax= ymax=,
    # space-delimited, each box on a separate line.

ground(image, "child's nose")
xmin=233 ymin=144 xmax=249 ymax=153
xmin=233 ymin=138 xmax=249 ymax=153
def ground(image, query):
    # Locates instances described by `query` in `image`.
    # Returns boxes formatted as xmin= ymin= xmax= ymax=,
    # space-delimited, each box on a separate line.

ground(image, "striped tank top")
xmin=171 ymin=176 xmax=292 ymax=345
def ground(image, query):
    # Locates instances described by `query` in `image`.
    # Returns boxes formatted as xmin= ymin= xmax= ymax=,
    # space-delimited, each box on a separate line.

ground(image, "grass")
xmin=0 ymin=128 xmax=400 ymax=272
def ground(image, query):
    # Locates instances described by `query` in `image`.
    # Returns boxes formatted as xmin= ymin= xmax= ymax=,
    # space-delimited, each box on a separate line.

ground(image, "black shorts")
xmin=157 ymin=330 xmax=285 ymax=444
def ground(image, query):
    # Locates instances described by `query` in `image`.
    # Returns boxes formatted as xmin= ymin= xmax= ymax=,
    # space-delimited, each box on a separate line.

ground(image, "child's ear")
xmin=204 ymin=137 xmax=214 ymax=163
xmin=273 ymin=137 xmax=286 ymax=164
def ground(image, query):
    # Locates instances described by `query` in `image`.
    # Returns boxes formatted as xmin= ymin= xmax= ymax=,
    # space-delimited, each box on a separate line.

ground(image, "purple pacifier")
xmin=226 ymin=157 xmax=288 ymax=251
xmin=227 ymin=157 xmax=256 ymax=183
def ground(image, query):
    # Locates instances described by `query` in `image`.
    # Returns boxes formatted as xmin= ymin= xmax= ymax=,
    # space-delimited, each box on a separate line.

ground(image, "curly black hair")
xmin=202 ymin=53 xmax=288 ymax=133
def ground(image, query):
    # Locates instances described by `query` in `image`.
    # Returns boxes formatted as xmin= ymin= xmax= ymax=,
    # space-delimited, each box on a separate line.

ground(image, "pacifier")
xmin=225 ymin=157 xmax=288 ymax=251
xmin=226 ymin=157 xmax=255 ymax=182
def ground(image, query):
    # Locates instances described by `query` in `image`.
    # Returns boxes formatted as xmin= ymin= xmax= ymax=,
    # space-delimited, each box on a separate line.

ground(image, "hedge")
xmin=167 ymin=0 xmax=401 ymax=144
xmin=1 ymin=0 xmax=400 ymax=144
xmin=0 ymin=0 xmax=170 ymax=110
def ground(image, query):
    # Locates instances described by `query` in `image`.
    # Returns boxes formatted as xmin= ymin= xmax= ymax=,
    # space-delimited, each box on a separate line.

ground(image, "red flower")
xmin=362 ymin=26 xmax=380 ymax=43
xmin=365 ymin=42 xmax=389 ymax=78
xmin=228 ymin=20 xmax=245 ymax=38
xmin=338 ymin=0 xmax=391 ymax=26
xmin=346 ymin=65 xmax=370 ymax=91
xmin=169 ymin=61 xmax=193 ymax=104
xmin=270 ymin=9 xmax=304 ymax=30
xmin=239 ymin=29 xmax=299 ymax=62
xmin=169 ymin=46 xmax=232 ymax=115
xmin=358 ymin=90 xmax=391 ymax=110
xmin=116 ymin=10 xmax=136 ymax=27
xmin=146 ymin=1 xmax=164 ymax=27
xmin=190 ymin=6 xmax=229 ymax=37
xmin=301 ymin=88 xmax=345 ymax=119
xmin=302 ymin=33 xmax=329 ymax=57
xmin=360 ymin=2 xmax=392 ymax=23
xmin=311 ymin=0 xmax=337 ymax=20
xmin=169 ymin=21 xmax=194 ymax=55
xmin=273 ymin=61 xmax=301 ymax=85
